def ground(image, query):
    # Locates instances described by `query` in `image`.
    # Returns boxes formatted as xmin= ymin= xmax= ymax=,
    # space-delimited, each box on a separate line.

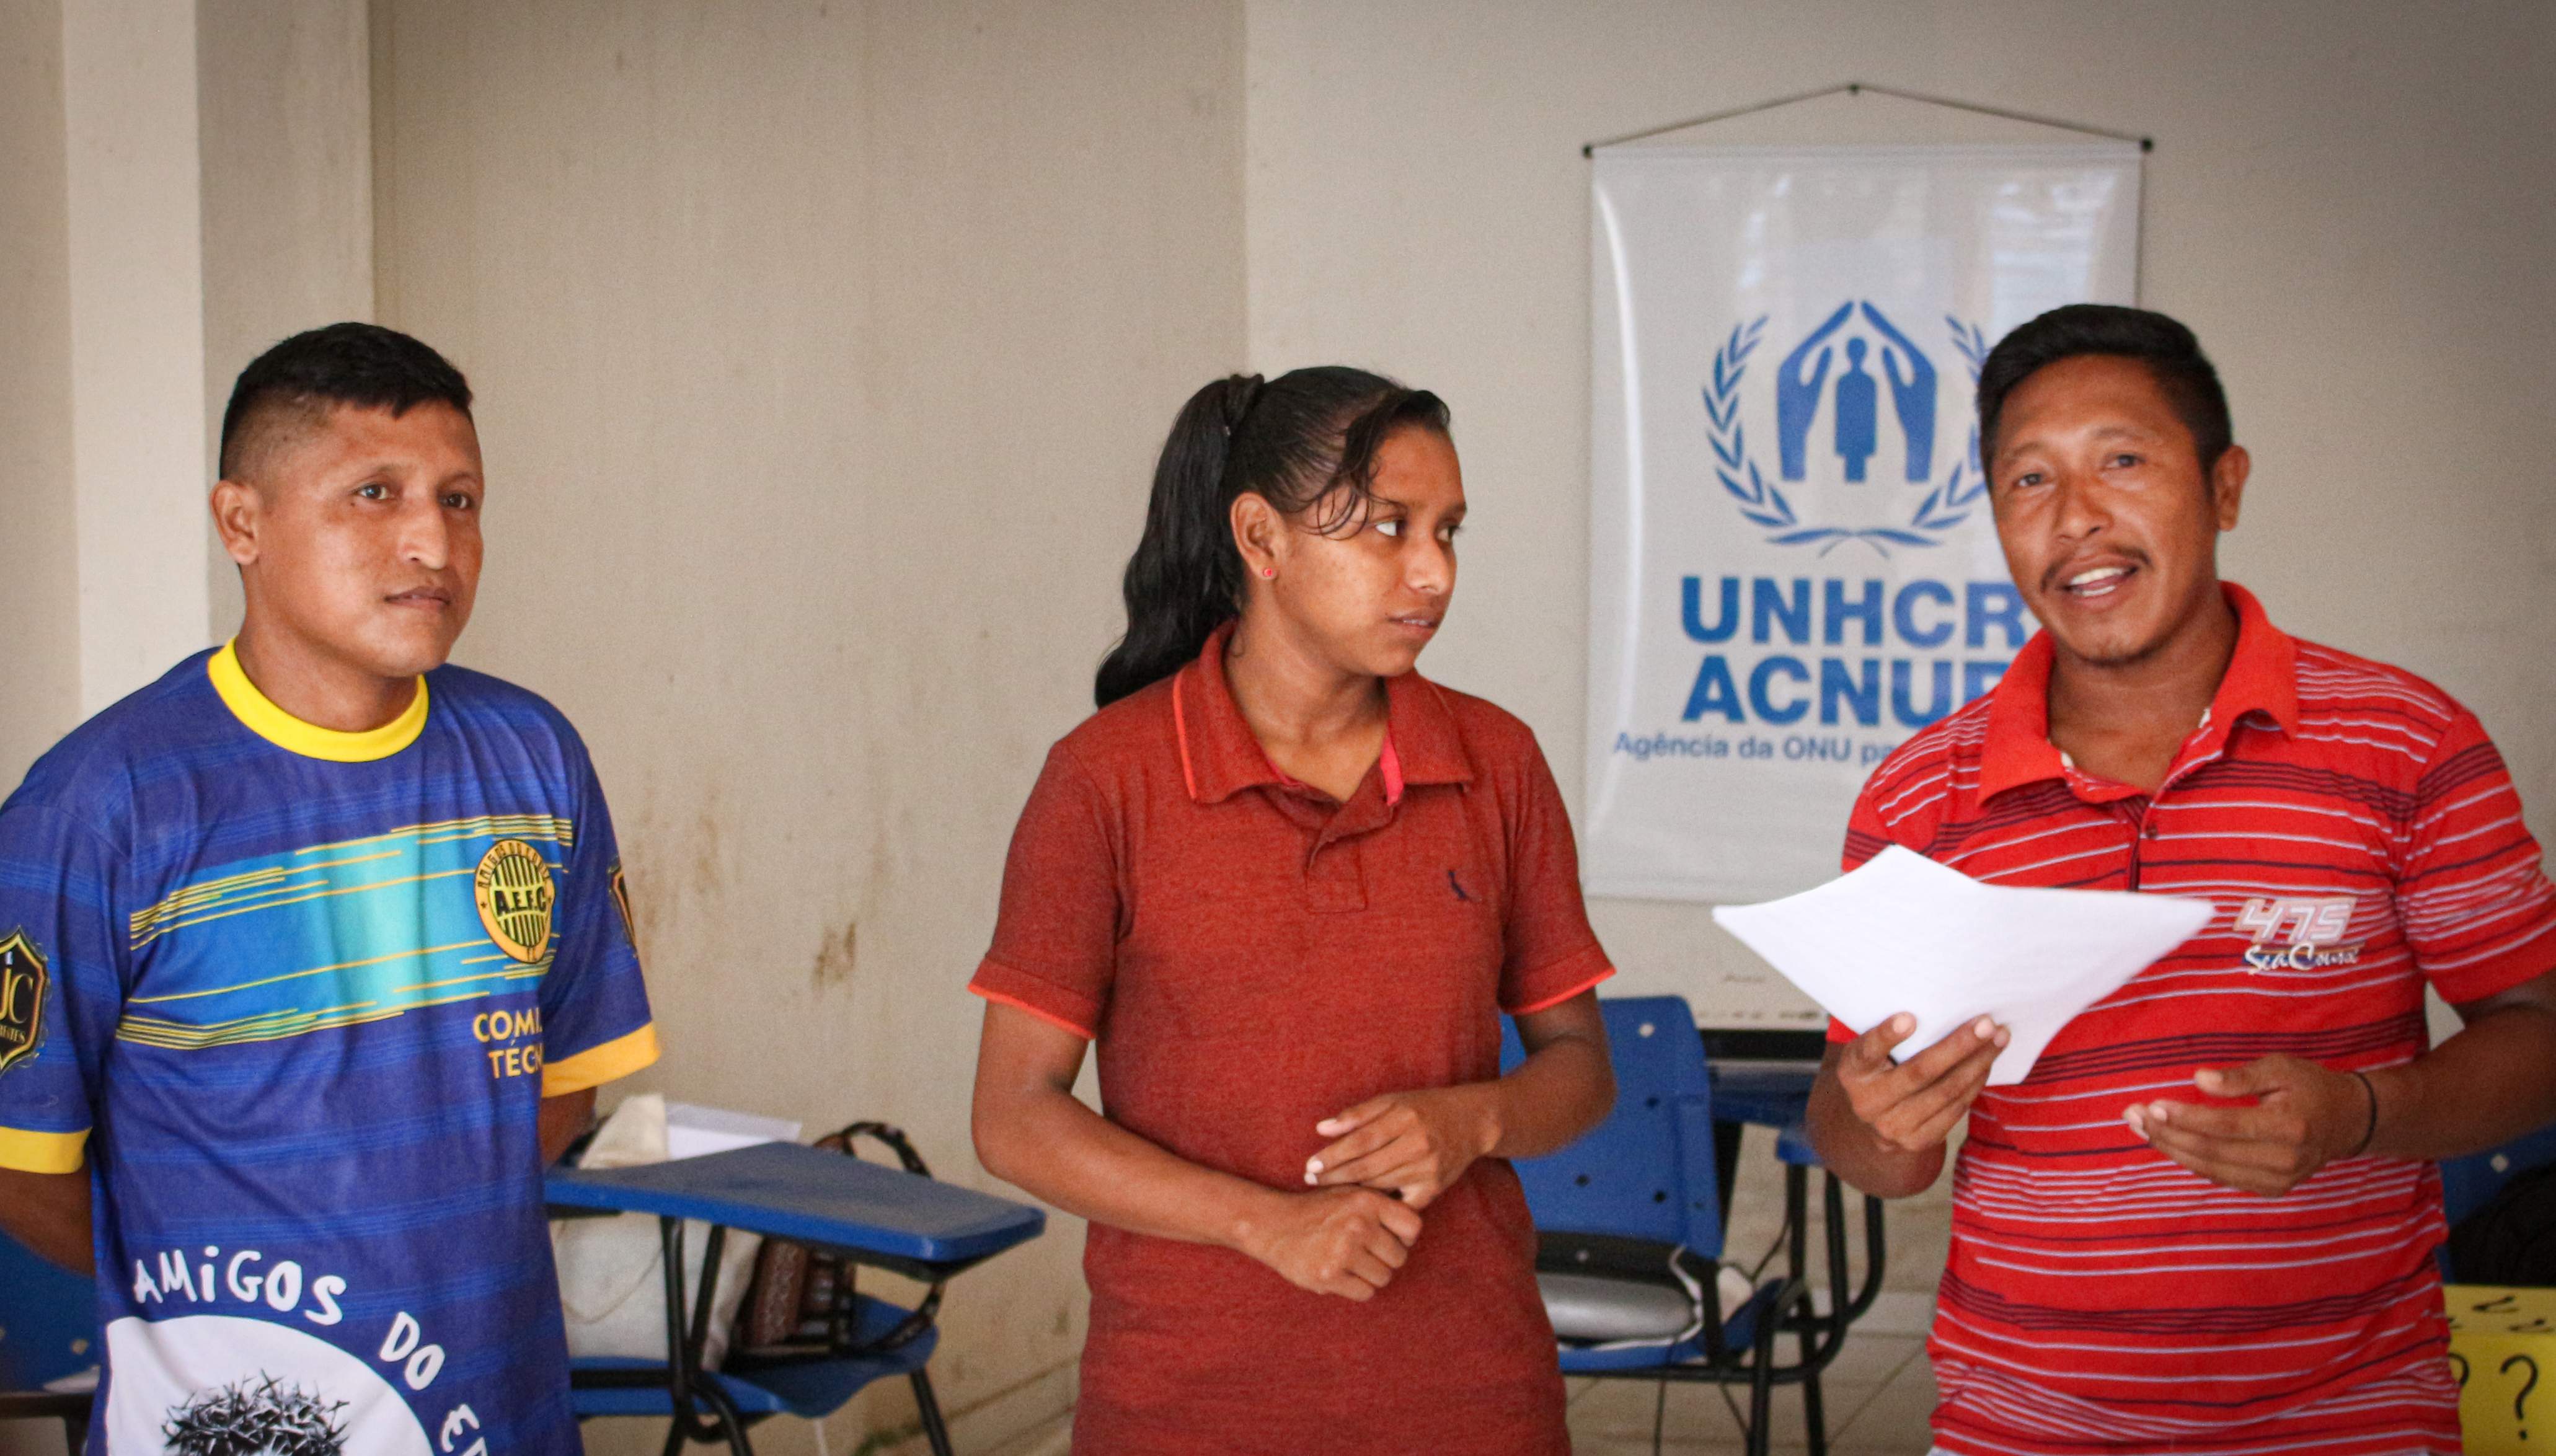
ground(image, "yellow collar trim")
xmin=207 ymin=640 xmax=430 ymax=762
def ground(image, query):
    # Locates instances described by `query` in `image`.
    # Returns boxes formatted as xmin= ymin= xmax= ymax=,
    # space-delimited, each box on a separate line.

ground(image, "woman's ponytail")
xmin=1094 ymin=366 xmax=1450 ymax=708
xmin=1094 ymin=375 xmax=1262 ymax=707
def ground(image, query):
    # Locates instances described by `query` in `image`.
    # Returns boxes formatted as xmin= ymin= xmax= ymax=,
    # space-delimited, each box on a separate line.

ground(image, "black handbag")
xmin=729 ymin=1122 xmax=945 ymax=1361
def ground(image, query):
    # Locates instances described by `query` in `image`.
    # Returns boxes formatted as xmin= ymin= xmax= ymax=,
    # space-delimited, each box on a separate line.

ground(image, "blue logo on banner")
xmin=1706 ymin=303 xmax=1991 ymax=555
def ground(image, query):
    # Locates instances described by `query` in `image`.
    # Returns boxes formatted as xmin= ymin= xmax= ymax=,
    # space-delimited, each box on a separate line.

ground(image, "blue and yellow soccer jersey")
xmin=0 ymin=642 xmax=656 ymax=1455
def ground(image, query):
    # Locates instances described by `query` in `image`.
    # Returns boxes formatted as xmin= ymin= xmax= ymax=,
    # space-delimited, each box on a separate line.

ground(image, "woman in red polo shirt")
xmin=970 ymin=368 xmax=1619 ymax=1454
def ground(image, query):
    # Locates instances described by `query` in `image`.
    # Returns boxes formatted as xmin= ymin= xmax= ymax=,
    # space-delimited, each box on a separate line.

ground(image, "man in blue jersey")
xmin=0 ymin=324 xmax=657 ymax=1454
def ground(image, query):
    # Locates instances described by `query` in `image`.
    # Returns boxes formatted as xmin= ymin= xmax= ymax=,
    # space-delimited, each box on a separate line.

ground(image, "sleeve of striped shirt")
xmin=0 ymin=805 xmax=120 ymax=1174
xmin=2400 ymin=707 xmax=2556 ymax=1005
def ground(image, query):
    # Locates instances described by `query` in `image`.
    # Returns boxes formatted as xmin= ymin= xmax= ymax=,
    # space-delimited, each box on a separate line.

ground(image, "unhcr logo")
xmin=1705 ymin=302 xmax=1991 ymax=556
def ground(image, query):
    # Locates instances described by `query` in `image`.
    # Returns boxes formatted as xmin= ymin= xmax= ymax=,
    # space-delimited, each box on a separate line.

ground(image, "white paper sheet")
xmin=1710 ymin=846 xmax=2214 ymax=1085
xmin=663 ymin=1101 xmax=804 ymax=1162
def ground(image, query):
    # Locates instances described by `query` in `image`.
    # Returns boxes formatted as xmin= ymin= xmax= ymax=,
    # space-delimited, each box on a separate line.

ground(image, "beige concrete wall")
xmin=0 ymin=0 xmax=373 ymax=790
xmin=1246 ymin=0 xmax=2556 ymax=1022
xmin=198 ymin=0 xmax=374 ymax=639
xmin=371 ymin=2 xmax=1245 ymax=1448
xmin=0 ymin=6 xmax=79 ymax=1442
xmin=0 ymin=0 xmax=80 ymax=795
xmin=61 ymin=0 xmax=212 ymax=717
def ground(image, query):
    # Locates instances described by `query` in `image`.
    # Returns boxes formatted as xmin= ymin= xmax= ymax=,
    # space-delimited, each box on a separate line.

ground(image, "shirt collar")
xmin=208 ymin=638 xmax=431 ymax=762
xmin=1170 ymin=620 xmax=1474 ymax=806
xmin=1976 ymin=581 xmax=2299 ymax=802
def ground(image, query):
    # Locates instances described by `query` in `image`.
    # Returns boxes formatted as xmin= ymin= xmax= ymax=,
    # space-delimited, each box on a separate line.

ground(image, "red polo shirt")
xmin=1831 ymin=583 xmax=2556 ymax=1454
xmin=972 ymin=623 xmax=1612 ymax=1456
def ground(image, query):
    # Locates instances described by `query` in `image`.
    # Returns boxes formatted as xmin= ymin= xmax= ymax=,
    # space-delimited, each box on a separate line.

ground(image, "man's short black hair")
xmin=219 ymin=322 xmax=472 ymax=480
xmin=1976 ymin=304 xmax=2231 ymax=472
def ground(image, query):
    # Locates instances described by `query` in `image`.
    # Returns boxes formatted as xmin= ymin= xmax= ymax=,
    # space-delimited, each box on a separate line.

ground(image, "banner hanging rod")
xmin=1582 ymin=81 xmax=2153 ymax=158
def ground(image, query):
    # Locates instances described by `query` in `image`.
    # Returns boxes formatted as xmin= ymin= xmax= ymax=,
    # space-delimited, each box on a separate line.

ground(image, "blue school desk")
xmin=546 ymin=1139 xmax=1045 ymax=1455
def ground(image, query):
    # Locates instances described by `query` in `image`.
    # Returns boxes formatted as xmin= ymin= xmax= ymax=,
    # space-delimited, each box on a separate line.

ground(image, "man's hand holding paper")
xmin=1829 ymin=1012 xmax=2009 ymax=1157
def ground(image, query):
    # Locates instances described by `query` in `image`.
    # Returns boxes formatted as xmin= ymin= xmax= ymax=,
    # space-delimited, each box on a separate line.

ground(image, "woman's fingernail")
xmin=2123 ymin=1107 xmax=2146 ymax=1134
xmin=1306 ymin=1158 xmax=1322 ymax=1173
xmin=1304 ymin=1171 xmax=1319 ymax=1185
xmin=1994 ymin=1028 xmax=2011 ymax=1047
xmin=1973 ymin=1017 xmax=1995 ymax=1038
xmin=1891 ymin=1013 xmax=1913 ymax=1034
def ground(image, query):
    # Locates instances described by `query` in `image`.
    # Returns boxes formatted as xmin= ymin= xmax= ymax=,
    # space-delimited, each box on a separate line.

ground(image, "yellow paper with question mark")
xmin=2448 ymin=1285 xmax=2556 ymax=1454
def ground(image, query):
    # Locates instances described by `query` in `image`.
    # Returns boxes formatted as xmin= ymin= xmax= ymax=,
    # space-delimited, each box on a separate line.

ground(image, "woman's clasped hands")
xmin=1242 ymin=1085 xmax=1500 ymax=1301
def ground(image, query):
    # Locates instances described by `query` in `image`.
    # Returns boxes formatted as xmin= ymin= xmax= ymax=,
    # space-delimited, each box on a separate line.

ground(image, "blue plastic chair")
xmin=2444 ymin=1122 xmax=2556 ymax=1230
xmin=0 ymin=1229 xmax=97 ymax=1451
xmin=1503 ymin=995 xmax=1878 ymax=1456
xmin=2438 ymin=1120 xmax=2556 ymax=1284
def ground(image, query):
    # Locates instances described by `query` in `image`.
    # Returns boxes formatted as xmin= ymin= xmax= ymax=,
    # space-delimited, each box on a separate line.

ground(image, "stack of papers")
xmin=1711 ymin=846 xmax=2214 ymax=1085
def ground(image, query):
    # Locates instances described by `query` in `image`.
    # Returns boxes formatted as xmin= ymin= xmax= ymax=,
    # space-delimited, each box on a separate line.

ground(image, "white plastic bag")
xmin=551 ymin=1094 xmax=764 ymax=1369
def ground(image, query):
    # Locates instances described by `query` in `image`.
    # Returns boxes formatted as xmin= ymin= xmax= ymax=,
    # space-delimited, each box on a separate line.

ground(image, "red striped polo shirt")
xmin=1833 ymin=583 xmax=2556 ymax=1455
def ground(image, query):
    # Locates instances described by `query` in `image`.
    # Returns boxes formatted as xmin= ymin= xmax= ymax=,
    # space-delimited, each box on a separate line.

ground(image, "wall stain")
xmin=813 ymin=917 xmax=857 ymax=990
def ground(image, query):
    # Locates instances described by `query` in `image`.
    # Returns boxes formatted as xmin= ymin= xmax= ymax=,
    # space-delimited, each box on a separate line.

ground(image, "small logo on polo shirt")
xmin=0 ymin=929 xmax=45 ymax=1074
xmin=1447 ymin=870 xmax=1473 ymax=902
xmin=473 ymin=839 xmax=557 ymax=963
xmin=2235 ymin=896 xmax=2363 ymax=972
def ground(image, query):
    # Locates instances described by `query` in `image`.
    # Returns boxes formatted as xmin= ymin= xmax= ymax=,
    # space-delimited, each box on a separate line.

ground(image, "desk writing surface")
xmin=545 ymin=1139 xmax=1045 ymax=1268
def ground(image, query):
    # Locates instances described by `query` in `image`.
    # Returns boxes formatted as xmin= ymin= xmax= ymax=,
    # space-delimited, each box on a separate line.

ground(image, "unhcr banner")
xmin=1584 ymin=141 xmax=2141 ymax=903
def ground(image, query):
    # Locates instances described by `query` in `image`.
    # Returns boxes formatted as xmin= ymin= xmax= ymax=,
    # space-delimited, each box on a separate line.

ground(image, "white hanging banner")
xmin=1585 ymin=141 xmax=2141 ymax=904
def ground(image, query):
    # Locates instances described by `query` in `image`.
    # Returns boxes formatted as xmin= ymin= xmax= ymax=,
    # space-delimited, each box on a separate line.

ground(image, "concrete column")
xmin=198 ymin=0 xmax=374 ymax=638
xmin=0 ymin=0 xmax=371 ymax=793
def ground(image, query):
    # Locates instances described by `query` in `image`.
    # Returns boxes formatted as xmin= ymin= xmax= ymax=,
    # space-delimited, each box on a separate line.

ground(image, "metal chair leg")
xmin=696 ymin=1375 xmax=754 ymax=1456
xmin=65 ymin=1408 xmax=91 ymax=1455
xmin=1800 ymin=1359 xmax=1828 ymax=1456
xmin=910 ymin=1369 xmax=955 ymax=1456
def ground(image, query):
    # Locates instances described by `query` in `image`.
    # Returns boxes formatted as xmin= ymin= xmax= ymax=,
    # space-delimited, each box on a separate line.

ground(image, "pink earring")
xmin=1259 ymin=566 xmax=1275 ymax=579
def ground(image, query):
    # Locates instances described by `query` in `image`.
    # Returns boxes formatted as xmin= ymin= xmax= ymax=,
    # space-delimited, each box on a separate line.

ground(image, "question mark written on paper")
xmin=2506 ymin=1352 xmax=2541 ymax=1441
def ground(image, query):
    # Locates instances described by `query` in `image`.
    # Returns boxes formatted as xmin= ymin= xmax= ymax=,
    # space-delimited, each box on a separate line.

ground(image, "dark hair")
xmin=163 ymin=1376 xmax=348 ymax=1456
xmin=219 ymin=322 xmax=474 ymax=480
xmin=1976 ymin=304 xmax=2231 ymax=472
xmin=1094 ymin=367 xmax=1451 ymax=707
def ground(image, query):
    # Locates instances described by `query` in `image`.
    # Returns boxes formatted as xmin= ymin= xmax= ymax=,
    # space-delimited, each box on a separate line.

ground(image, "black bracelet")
xmin=2348 ymin=1069 xmax=2379 ymax=1157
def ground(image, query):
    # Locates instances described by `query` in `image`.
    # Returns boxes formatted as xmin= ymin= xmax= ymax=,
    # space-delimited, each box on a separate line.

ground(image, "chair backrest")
xmin=2443 ymin=1121 xmax=2556 ymax=1228
xmin=0 ymin=1230 xmax=97 ymax=1393
xmin=1500 ymin=994 xmax=1722 ymax=1258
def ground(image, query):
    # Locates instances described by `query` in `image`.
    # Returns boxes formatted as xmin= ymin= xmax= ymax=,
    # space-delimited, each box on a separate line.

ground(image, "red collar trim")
xmin=1169 ymin=620 xmax=1469 ymax=806
xmin=1976 ymin=581 xmax=2299 ymax=802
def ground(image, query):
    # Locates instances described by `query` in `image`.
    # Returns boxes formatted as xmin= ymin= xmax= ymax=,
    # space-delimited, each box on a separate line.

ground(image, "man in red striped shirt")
xmin=1805 ymin=304 xmax=2556 ymax=1454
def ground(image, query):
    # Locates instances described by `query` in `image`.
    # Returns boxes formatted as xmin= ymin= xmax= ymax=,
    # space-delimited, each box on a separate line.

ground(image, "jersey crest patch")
xmin=473 ymin=839 xmax=556 ymax=964
xmin=0 ymin=929 xmax=46 ymax=1074
xmin=608 ymin=858 xmax=637 ymax=950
